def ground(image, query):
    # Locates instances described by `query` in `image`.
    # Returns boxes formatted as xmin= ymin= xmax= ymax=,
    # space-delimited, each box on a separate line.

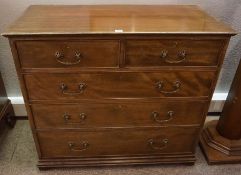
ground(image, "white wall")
xmin=0 ymin=0 xmax=241 ymax=98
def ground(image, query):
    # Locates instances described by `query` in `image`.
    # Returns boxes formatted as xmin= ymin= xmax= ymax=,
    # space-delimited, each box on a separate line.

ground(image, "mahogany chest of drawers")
xmin=2 ymin=5 xmax=236 ymax=169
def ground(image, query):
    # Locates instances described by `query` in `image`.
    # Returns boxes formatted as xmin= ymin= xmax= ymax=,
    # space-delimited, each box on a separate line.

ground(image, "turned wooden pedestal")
xmin=200 ymin=59 xmax=241 ymax=165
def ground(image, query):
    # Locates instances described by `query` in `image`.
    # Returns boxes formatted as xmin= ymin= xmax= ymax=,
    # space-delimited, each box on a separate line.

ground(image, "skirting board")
xmin=8 ymin=93 xmax=227 ymax=117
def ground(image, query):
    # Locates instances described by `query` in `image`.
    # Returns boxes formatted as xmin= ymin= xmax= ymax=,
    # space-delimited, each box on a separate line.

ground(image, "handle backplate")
xmin=156 ymin=81 xmax=181 ymax=94
xmin=152 ymin=111 xmax=174 ymax=123
xmin=55 ymin=51 xmax=82 ymax=65
xmin=148 ymin=138 xmax=169 ymax=150
xmin=68 ymin=141 xmax=89 ymax=152
xmin=63 ymin=113 xmax=87 ymax=124
xmin=61 ymin=83 xmax=86 ymax=95
xmin=161 ymin=50 xmax=186 ymax=64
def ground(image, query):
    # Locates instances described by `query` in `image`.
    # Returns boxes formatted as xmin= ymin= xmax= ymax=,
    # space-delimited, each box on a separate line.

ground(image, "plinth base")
xmin=38 ymin=154 xmax=195 ymax=169
xmin=200 ymin=120 xmax=241 ymax=164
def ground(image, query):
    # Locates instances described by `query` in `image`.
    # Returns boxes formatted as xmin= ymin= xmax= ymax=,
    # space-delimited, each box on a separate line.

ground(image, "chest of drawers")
xmin=3 ymin=5 xmax=236 ymax=169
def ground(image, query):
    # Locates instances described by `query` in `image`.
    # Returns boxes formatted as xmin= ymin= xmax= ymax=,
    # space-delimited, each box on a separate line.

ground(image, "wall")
xmin=0 ymin=0 xmax=241 ymax=99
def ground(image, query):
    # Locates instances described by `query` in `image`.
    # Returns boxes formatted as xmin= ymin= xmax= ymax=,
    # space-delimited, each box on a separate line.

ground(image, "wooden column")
xmin=200 ymin=60 xmax=241 ymax=164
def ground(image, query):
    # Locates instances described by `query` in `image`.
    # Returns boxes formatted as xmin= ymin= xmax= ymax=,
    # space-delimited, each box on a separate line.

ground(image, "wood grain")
xmin=125 ymin=39 xmax=223 ymax=67
xmin=31 ymin=100 xmax=207 ymax=129
xmin=2 ymin=5 xmax=236 ymax=35
xmin=37 ymin=127 xmax=199 ymax=158
xmin=24 ymin=71 xmax=216 ymax=100
xmin=16 ymin=40 xmax=120 ymax=68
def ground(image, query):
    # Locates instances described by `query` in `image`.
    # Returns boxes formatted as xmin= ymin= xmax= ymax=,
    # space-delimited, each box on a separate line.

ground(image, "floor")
xmin=0 ymin=120 xmax=240 ymax=175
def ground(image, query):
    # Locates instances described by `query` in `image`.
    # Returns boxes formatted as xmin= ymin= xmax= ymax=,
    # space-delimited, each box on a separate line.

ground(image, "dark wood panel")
xmin=125 ymin=39 xmax=223 ymax=67
xmin=0 ymin=73 xmax=8 ymax=110
xmin=16 ymin=40 xmax=120 ymax=68
xmin=32 ymin=100 xmax=206 ymax=129
xmin=200 ymin=57 xmax=241 ymax=164
xmin=37 ymin=127 xmax=199 ymax=158
xmin=0 ymin=73 xmax=15 ymax=127
xmin=0 ymin=82 xmax=7 ymax=121
xmin=24 ymin=71 xmax=215 ymax=100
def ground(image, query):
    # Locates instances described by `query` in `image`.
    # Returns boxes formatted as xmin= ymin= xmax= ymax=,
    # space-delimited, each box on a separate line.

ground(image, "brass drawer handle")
xmin=63 ymin=113 xmax=87 ymax=124
xmin=55 ymin=51 xmax=82 ymax=65
xmin=152 ymin=111 xmax=174 ymax=123
xmin=156 ymin=81 xmax=181 ymax=94
xmin=148 ymin=138 xmax=169 ymax=150
xmin=68 ymin=141 xmax=89 ymax=152
xmin=61 ymin=83 xmax=86 ymax=95
xmin=161 ymin=50 xmax=186 ymax=63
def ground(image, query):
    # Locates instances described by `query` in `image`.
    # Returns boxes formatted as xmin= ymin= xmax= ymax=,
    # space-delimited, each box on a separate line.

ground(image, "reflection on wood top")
xmin=2 ymin=5 xmax=236 ymax=36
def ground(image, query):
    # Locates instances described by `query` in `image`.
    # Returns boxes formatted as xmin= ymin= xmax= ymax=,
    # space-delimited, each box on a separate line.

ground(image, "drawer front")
xmin=16 ymin=40 xmax=120 ymax=68
xmin=32 ymin=101 xmax=206 ymax=129
xmin=125 ymin=40 xmax=223 ymax=67
xmin=24 ymin=71 xmax=215 ymax=100
xmin=37 ymin=127 xmax=199 ymax=158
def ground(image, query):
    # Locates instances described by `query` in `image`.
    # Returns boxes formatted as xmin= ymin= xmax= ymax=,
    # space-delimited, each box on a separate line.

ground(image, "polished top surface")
xmin=2 ymin=5 xmax=236 ymax=36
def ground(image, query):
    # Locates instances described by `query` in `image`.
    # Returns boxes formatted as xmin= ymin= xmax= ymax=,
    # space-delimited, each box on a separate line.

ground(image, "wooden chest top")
xmin=2 ymin=5 xmax=236 ymax=36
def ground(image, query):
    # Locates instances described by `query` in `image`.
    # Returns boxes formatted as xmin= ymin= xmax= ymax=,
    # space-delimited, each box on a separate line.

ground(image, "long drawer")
xmin=37 ymin=127 xmax=199 ymax=158
xmin=32 ymin=101 xmax=206 ymax=129
xmin=125 ymin=39 xmax=223 ymax=67
xmin=16 ymin=40 xmax=120 ymax=68
xmin=24 ymin=71 xmax=215 ymax=100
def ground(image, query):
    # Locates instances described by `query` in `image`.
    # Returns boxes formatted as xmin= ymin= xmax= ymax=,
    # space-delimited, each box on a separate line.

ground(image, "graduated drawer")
xmin=125 ymin=39 xmax=223 ymax=67
xmin=16 ymin=40 xmax=120 ymax=68
xmin=32 ymin=101 xmax=206 ymax=129
xmin=24 ymin=71 xmax=215 ymax=100
xmin=37 ymin=127 xmax=199 ymax=158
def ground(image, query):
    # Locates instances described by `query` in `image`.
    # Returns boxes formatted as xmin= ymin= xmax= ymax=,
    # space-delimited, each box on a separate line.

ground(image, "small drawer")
xmin=32 ymin=100 xmax=206 ymax=129
xmin=16 ymin=40 xmax=120 ymax=68
xmin=125 ymin=39 xmax=223 ymax=67
xmin=37 ymin=127 xmax=199 ymax=158
xmin=24 ymin=71 xmax=215 ymax=100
